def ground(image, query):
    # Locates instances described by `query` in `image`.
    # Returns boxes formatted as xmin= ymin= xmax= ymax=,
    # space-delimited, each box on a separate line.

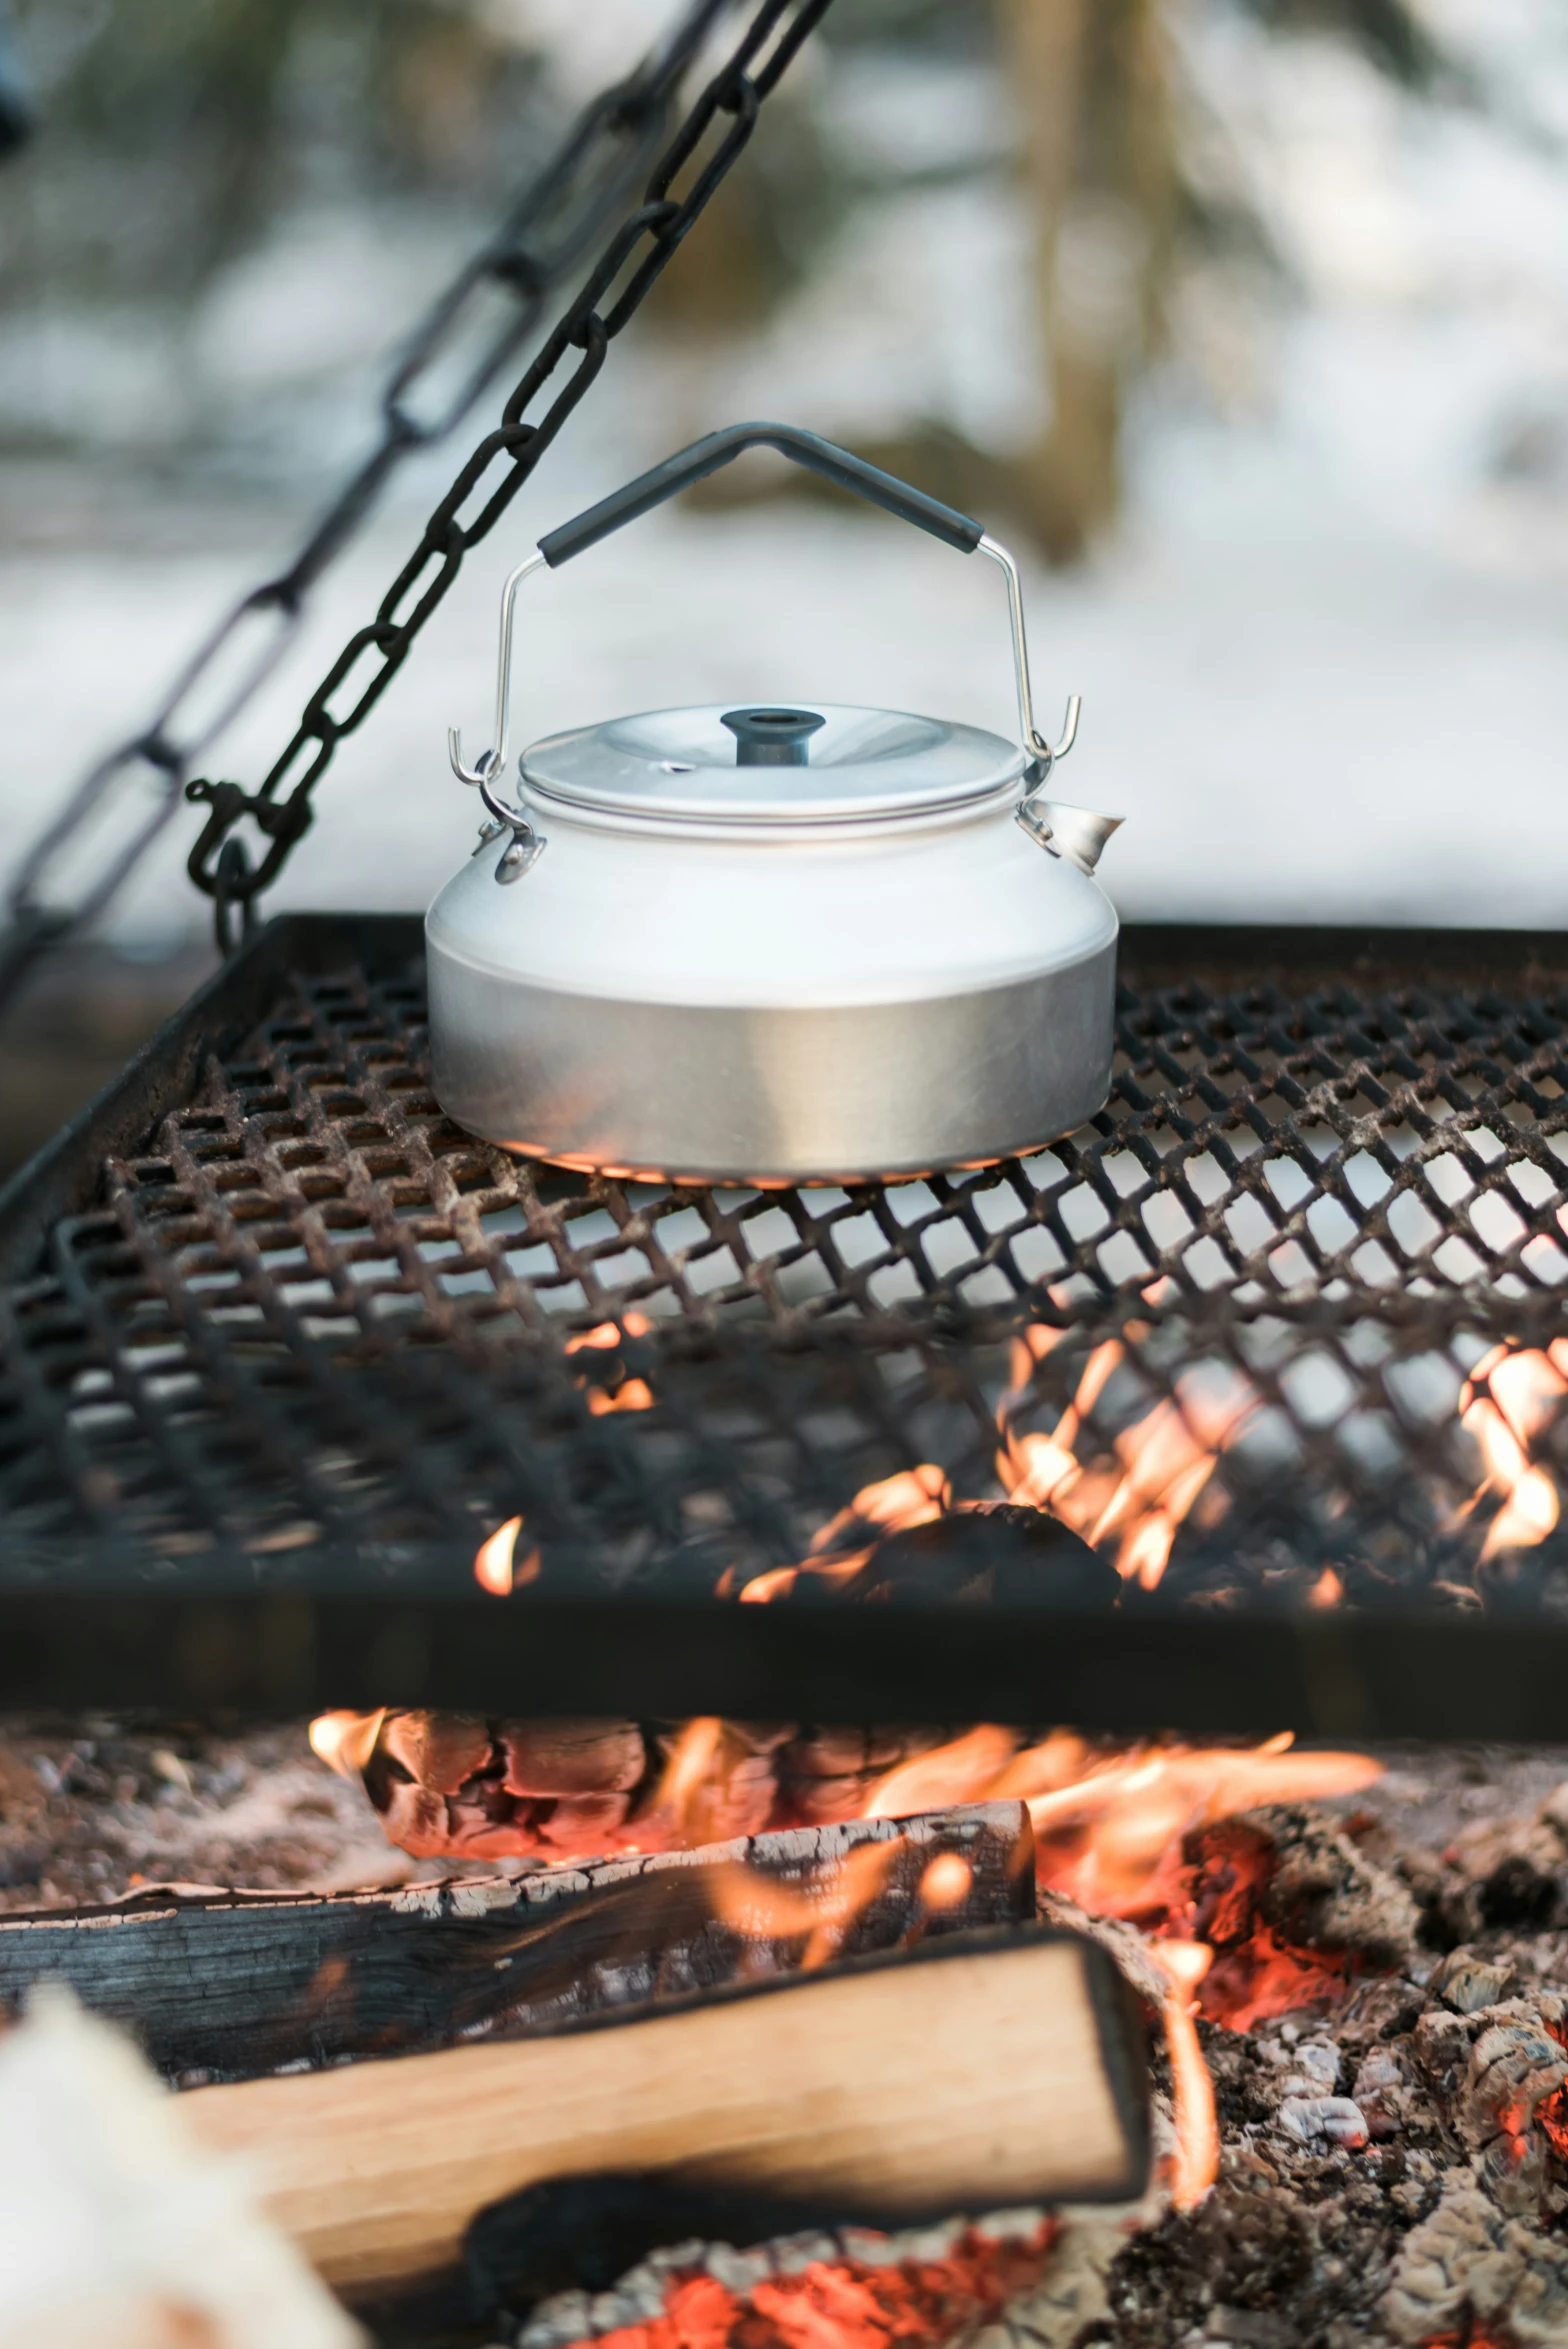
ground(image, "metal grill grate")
xmin=6 ymin=917 xmax=1568 ymax=1632
xmin=5 ymin=918 xmax=1568 ymax=1734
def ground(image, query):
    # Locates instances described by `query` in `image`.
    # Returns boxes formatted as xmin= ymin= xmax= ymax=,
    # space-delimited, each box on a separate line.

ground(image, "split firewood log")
xmin=185 ymin=1927 xmax=1151 ymax=2297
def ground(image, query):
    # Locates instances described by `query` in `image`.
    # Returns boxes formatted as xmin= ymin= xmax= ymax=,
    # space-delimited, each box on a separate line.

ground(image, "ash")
xmin=14 ymin=1730 xmax=1568 ymax=2346
xmin=0 ymin=1715 xmax=434 ymax=1909
xmin=1086 ymin=1748 xmax=1568 ymax=2349
xmin=487 ymin=1748 xmax=1568 ymax=2349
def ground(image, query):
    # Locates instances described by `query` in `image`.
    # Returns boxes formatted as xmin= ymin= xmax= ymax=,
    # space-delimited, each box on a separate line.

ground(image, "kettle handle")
xmin=449 ymin=421 xmax=1079 ymax=793
xmin=539 ymin=421 xmax=984 ymax=562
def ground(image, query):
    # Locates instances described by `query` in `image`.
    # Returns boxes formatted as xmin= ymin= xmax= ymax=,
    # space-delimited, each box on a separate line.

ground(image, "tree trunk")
xmin=999 ymin=0 xmax=1174 ymax=559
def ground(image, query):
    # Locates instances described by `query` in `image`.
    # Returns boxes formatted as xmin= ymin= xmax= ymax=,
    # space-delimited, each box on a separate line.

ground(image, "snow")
xmin=2 ymin=0 xmax=1567 ymax=945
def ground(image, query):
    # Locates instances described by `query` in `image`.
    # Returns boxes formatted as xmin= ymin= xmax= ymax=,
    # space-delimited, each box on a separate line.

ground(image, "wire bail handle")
xmin=449 ymin=420 xmax=1080 ymax=803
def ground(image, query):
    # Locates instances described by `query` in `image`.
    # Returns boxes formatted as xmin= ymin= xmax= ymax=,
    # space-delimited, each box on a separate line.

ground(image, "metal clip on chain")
xmin=211 ymin=838 xmax=258 ymax=958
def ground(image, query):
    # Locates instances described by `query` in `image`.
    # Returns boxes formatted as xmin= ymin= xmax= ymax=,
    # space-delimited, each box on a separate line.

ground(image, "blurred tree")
xmin=641 ymin=103 xmax=834 ymax=334
xmin=1000 ymin=0 xmax=1174 ymax=560
xmin=1236 ymin=0 xmax=1443 ymax=88
xmin=0 ymin=0 xmax=1462 ymax=527
xmin=0 ymin=0 xmax=545 ymax=306
xmin=0 ymin=0 xmax=33 ymax=160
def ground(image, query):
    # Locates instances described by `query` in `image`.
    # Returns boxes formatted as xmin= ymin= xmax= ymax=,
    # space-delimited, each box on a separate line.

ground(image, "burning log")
xmin=326 ymin=1703 xmax=1386 ymax=1880
xmin=318 ymin=1711 xmax=813 ymax=1862
xmin=0 ymin=1805 xmax=1032 ymax=2084
xmin=182 ymin=1927 xmax=1152 ymax=2297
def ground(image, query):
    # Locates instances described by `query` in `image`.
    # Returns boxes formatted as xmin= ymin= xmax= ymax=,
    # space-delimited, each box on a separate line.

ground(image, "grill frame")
xmin=6 ymin=913 xmax=1568 ymax=1737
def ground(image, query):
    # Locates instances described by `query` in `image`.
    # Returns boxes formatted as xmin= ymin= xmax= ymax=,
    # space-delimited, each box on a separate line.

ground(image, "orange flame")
xmin=1025 ymin=1734 xmax=1382 ymax=1922
xmin=653 ymin=1716 xmax=725 ymax=1836
xmin=737 ymin=1467 xmax=950 ymax=1604
xmin=734 ymin=1332 xmax=1261 ymax=1609
xmin=917 ymin=1853 xmax=973 ymax=1912
xmin=307 ymin=1708 xmax=386 ymax=1777
xmin=566 ymin=1312 xmax=655 ymax=1414
xmin=473 ymin=1515 xmax=541 ymax=1595
xmin=864 ymin=1726 xmax=1019 ymax=1820
xmin=998 ymin=1339 xmax=1257 ymax=1590
xmin=1460 ymin=1343 xmax=1567 ymax=1557
xmin=1151 ymin=1939 xmax=1220 ymax=2208
xmin=736 ymin=1324 xmax=1567 ymax=1620
xmin=840 ymin=1725 xmax=1379 ymax=1933
xmin=709 ymin=1838 xmax=904 ymax=1970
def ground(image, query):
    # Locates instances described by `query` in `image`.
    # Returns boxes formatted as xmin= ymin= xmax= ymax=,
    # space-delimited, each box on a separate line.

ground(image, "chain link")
xmin=0 ymin=0 xmax=833 ymax=1007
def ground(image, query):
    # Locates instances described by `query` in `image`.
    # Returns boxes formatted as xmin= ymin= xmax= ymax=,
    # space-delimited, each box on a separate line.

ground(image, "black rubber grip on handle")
xmin=537 ymin=421 xmax=985 ymax=567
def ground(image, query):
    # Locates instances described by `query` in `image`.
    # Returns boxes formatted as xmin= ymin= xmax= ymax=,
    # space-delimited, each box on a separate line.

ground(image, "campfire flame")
xmin=738 ymin=1467 xmax=950 ymax=1604
xmin=652 ymin=1717 xmax=726 ymax=1838
xmin=566 ymin=1311 xmax=655 ymax=1415
xmin=917 ymin=1852 xmax=973 ymax=1912
xmin=1151 ymin=1939 xmax=1220 ymax=2209
xmin=315 ymin=1325 xmax=1440 ymax=2253
xmin=1024 ymin=1734 xmax=1382 ymax=1926
xmin=690 ymin=1723 xmax=1380 ymax=2216
xmin=864 ymin=1726 xmax=1017 ymax=1821
xmin=708 ymin=1837 xmax=904 ymax=1971
xmin=472 ymin=1320 xmax=1568 ymax=1620
xmin=732 ymin=1329 xmax=1261 ymax=1605
xmin=997 ymin=1331 xmax=1258 ymax=1590
xmin=473 ymin=1515 xmax=541 ymax=1596
xmin=307 ymin=1709 xmax=385 ymax=1777
xmin=1460 ymin=1342 xmax=1568 ymax=1557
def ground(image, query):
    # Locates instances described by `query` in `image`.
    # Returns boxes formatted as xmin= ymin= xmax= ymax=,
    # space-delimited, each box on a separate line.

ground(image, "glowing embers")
xmin=549 ymin=2215 xmax=1061 ymax=2349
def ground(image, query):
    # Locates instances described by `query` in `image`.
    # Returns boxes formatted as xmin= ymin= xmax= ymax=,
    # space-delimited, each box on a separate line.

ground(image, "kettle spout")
xmin=1020 ymin=797 xmax=1123 ymax=876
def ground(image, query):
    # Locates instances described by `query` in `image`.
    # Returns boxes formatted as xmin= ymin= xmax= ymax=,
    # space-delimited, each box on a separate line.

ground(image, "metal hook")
xmin=447 ymin=547 xmax=549 ymax=788
xmin=976 ymin=533 xmax=1079 ymax=773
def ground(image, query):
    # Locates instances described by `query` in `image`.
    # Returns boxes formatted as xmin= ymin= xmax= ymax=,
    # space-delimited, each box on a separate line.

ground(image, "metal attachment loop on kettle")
xmin=447 ymin=421 xmax=1082 ymax=799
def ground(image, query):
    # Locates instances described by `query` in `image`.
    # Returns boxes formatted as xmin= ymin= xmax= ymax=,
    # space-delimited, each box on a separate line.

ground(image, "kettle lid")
xmin=519 ymin=703 xmax=1027 ymax=829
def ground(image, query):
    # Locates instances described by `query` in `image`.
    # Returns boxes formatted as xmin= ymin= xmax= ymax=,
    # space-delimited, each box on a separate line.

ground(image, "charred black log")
xmin=0 ymin=1802 xmax=1034 ymax=2085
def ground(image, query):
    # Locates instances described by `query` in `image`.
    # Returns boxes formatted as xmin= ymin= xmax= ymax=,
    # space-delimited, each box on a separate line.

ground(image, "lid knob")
xmin=720 ymin=707 xmax=826 ymax=767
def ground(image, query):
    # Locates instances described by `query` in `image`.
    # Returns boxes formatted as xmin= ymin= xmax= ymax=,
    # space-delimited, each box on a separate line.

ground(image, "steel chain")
xmin=0 ymin=0 xmax=832 ymax=1009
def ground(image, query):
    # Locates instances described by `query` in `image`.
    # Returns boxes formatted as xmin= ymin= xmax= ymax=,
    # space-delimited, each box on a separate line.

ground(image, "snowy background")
xmin=0 ymin=0 xmax=1566 ymax=949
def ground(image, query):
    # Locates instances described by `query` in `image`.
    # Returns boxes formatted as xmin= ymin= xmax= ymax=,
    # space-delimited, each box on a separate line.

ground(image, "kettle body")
xmin=426 ymin=424 xmax=1123 ymax=1185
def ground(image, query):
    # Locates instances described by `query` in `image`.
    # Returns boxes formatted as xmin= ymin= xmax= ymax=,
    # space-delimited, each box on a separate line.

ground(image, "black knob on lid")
xmin=720 ymin=707 xmax=826 ymax=767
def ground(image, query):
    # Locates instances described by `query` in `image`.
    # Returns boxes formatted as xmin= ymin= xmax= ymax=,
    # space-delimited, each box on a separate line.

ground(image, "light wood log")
xmin=186 ymin=1930 xmax=1149 ymax=2296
